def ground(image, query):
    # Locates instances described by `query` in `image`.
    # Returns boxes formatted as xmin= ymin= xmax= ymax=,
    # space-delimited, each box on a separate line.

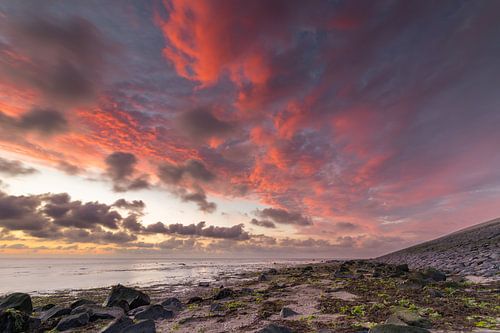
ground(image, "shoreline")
xmin=2 ymin=260 xmax=498 ymax=332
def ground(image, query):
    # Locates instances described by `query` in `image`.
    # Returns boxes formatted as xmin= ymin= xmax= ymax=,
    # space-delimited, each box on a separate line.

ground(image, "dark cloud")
xmin=334 ymin=222 xmax=359 ymax=231
xmin=0 ymin=108 xmax=68 ymax=136
xmin=142 ymin=221 xmax=250 ymax=240
xmin=57 ymin=160 xmax=82 ymax=175
xmin=256 ymin=208 xmax=312 ymax=226
xmin=177 ymin=108 xmax=233 ymax=141
xmin=0 ymin=157 xmax=37 ymax=176
xmin=158 ymin=159 xmax=215 ymax=184
xmin=122 ymin=215 xmax=143 ymax=232
xmin=105 ymin=152 xmax=150 ymax=192
xmin=0 ymin=15 xmax=113 ymax=105
xmin=250 ymin=218 xmax=276 ymax=228
xmin=113 ymin=199 xmax=145 ymax=213
xmin=180 ymin=190 xmax=217 ymax=213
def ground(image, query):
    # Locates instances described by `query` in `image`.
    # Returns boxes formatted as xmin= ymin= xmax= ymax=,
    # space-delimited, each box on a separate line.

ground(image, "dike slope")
xmin=376 ymin=218 xmax=500 ymax=278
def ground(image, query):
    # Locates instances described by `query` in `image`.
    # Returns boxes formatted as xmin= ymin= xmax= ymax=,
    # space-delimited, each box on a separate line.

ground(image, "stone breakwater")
xmin=1 ymin=261 xmax=499 ymax=333
xmin=376 ymin=218 xmax=500 ymax=278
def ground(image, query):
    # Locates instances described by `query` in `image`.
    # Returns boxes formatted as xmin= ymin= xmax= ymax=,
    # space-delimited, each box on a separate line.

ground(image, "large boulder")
xmin=39 ymin=305 xmax=71 ymax=322
xmin=129 ymin=304 xmax=174 ymax=320
xmin=72 ymin=304 xmax=124 ymax=321
xmin=0 ymin=309 xmax=41 ymax=333
xmin=100 ymin=316 xmax=134 ymax=333
xmin=55 ymin=312 xmax=90 ymax=331
xmin=257 ymin=323 xmax=293 ymax=333
xmin=160 ymin=297 xmax=182 ymax=311
xmin=0 ymin=293 xmax=33 ymax=314
xmin=369 ymin=324 xmax=430 ymax=333
xmin=104 ymin=284 xmax=150 ymax=310
xmin=70 ymin=299 xmax=96 ymax=310
xmin=122 ymin=319 xmax=155 ymax=333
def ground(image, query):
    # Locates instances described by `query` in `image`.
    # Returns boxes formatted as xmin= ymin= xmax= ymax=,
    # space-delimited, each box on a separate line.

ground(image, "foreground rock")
xmin=161 ymin=297 xmax=183 ymax=311
xmin=369 ymin=324 xmax=430 ymax=333
xmin=0 ymin=293 xmax=33 ymax=314
xmin=72 ymin=303 xmax=124 ymax=321
xmin=104 ymin=284 xmax=150 ymax=310
xmin=0 ymin=309 xmax=40 ymax=333
xmin=56 ymin=312 xmax=90 ymax=331
xmin=129 ymin=304 xmax=174 ymax=320
xmin=122 ymin=319 xmax=155 ymax=333
xmin=100 ymin=316 xmax=134 ymax=333
xmin=257 ymin=323 xmax=293 ymax=333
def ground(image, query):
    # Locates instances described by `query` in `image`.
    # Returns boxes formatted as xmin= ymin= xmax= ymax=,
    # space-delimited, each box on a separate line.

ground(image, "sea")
xmin=0 ymin=258 xmax=313 ymax=295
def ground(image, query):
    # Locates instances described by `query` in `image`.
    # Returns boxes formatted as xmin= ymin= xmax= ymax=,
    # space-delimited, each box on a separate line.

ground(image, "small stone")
xmin=259 ymin=273 xmax=269 ymax=281
xmin=267 ymin=268 xmax=278 ymax=275
xmin=210 ymin=302 xmax=224 ymax=312
xmin=0 ymin=293 xmax=33 ymax=314
xmin=130 ymin=304 xmax=173 ymax=320
xmin=161 ymin=297 xmax=183 ymax=311
xmin=122 ymin=319 xmax=155 ymax=333
xmin=55 ymin=312 xmax=90 ymax=331
xmin=198 ymin=281 xmax=210 ymax=287
xmin=187 ymin=296 xmax=203 ymax=304
xmin=214 ymin=288 xmax=233 ymax=300
xmin=100 ymin=316 xmax=134 ymax=333
xmin=369 ymin=324 xmax=430 ymax=333
xmin=280 ymin=307 xmax=299 ymax=318
xmin=257 ymin=323 xmax=293 ymax=333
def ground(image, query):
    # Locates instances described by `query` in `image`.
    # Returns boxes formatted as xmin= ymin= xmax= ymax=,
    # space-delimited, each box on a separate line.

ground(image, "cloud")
xmin=0 ymin=157 xmax=38 ymax=176
xmin=180 ymin=189 xmax=217 ymax=213
xmin=256 ymin=208 xmax=312 ymax=226
xmin=177 ymin=108 xmax=233 ymax=141
xmin=104 ymin=152 xmax=151 ymax=192
xmin=143 ymin=221 xmax=250 ymax=240
xmin=250 ymin=218 xmax=276 ymax=229
xmin=0 ymin=108 xmax=68 ymax=136
xmin=113 ymin=199 xmax=145 ymax=213
xmin=158 ymin=159 xmax=215 ymax=184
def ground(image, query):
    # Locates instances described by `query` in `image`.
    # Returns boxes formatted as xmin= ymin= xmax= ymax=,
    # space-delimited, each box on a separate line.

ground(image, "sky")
xmin=0 ymin=0 xmax=499 ymax=258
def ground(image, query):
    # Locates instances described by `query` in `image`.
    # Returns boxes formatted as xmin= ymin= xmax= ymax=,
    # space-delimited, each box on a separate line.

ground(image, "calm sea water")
xmin=0 ymin=258 xmax=311 ymax=295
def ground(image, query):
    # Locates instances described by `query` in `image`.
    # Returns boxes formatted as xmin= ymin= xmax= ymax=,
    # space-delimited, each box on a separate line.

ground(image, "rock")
xmin=55 ymin=312 xmax=90 ymax=331
xmin=388 ymin=309 xmax=431 ymax=328
xmin=396 ymin=264 xmax=410 ymax=273
xmin=257 ymin=323 xmax=293 ymax=333
xmin=258 ymin=273 xmax=269 ymax=281
xmin=426 ymin=288 xmax=444 ymax=298
xmin=268 ymin=268 xmax=278 ymax=275
xmin=100 ymin=316 xmax=134 ymax=333
xmin=187 ymin=296 xmax=203 ymax=304
xmin=34 ymin=303 xmax=55 ymax=312
xmin=198 ymin=281 xmax=210 ymax=287
xmin=0 ymin=293 xmax=33 ymax=314
xmin=210 ymin=302 xmax=224 ymax=312
xmin=71 ymin=304 xmax=124 ymax=321
xmin=333 ymin=269 xmax=356 ymax=279
xmin=0 ymin=309 xmax=41 ymax=333
xmin=280 ymin=307 xmax=299 ymax=318
xmin=70 ymin=299 xmax=96 ymax=310
xmin=369 ymin=324 xmax=430 ymax=333
xmin=214 ymin=288 xmax=233 ymax=300
xmin=39 ymin=305 xmax=71 ymax=322
xmin=422 ymin=268 xmax=446 ymax=282
xmin=130 ymin=304 xmax=173 ymax=320
xmin=122 ymin=319 xmax=155 ymax=333
xmin=104 ymin=284 xmax=150 ymax=310
xmin=161 ymin=297 xmax=183 ymax=311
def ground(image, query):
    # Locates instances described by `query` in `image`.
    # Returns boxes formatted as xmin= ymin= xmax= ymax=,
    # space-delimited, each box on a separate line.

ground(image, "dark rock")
xmin=422 ymin=268 xmax=446 ymax=282
xmin=0 ymin=309 xmax=41 ymax=333
xmin=0 ymin=293 xmax=33 ymax=314
xmin=198 ymin=281 xmax=210 ymax=287
xmin=258 ymin=273 xmax=269 ymax=281
xmin=116 ymin=299 xmax=130 ymax=312
xmin=70 ymin=299 xmax=95 ymax=310
xmin=187 ymin=296 xmax=203 ymax=304
xmin=55 ymin=312 xmax=90 ymax=331
xmin=34 ymin=303 xmax=55 ymax=312
xmin=104 ymin=284 xmax=150 ymax=310
xmin=396 ymin=264 xmax=410 ymax=273
xmin=214 ymin=288 xmax=233 ymax=300
xmin=161 ymin=297 xmax=183 ymax=311
xmin=369 ymin=324 xmax=430 ymax=333
xmin=268 ymin=268 xmax=278 ymax=275
xmin=39 ymin=305 xmax=71 ymax=322
xmin=303 ymin=265 xmax=313 ymax=272
xmin=426 ymin=288 xmax=444 ymax=298
xmin=130 ymin=304 xmax=173 ymax=320
xmin=387 ymin=309 xmax=432 ymax=328
xmin=122 ymin=319 xmax=155 ymax=333
xmin=210 ymin=302 xmax=224 ymax=312
xmin=71 ymin=304 xmax=124 ymax=321
xmin=257 ymin=323 xmax=293 ymax=333
xmin=280 ymin=307 xmax=299 ymax=318
xmin=100 ymin=315 xmax=134 ymax=333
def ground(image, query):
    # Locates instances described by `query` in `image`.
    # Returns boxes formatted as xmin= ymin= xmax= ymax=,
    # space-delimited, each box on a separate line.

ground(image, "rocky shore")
xmin=0 ymin=260 xmax=498 ymax=333
xmin=377 ymin=218 xmax=499 ymax=278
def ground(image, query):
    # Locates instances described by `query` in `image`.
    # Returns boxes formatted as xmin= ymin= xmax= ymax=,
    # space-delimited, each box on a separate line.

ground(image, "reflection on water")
xmin=0 ymin=258 xmax=310 ymax=295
